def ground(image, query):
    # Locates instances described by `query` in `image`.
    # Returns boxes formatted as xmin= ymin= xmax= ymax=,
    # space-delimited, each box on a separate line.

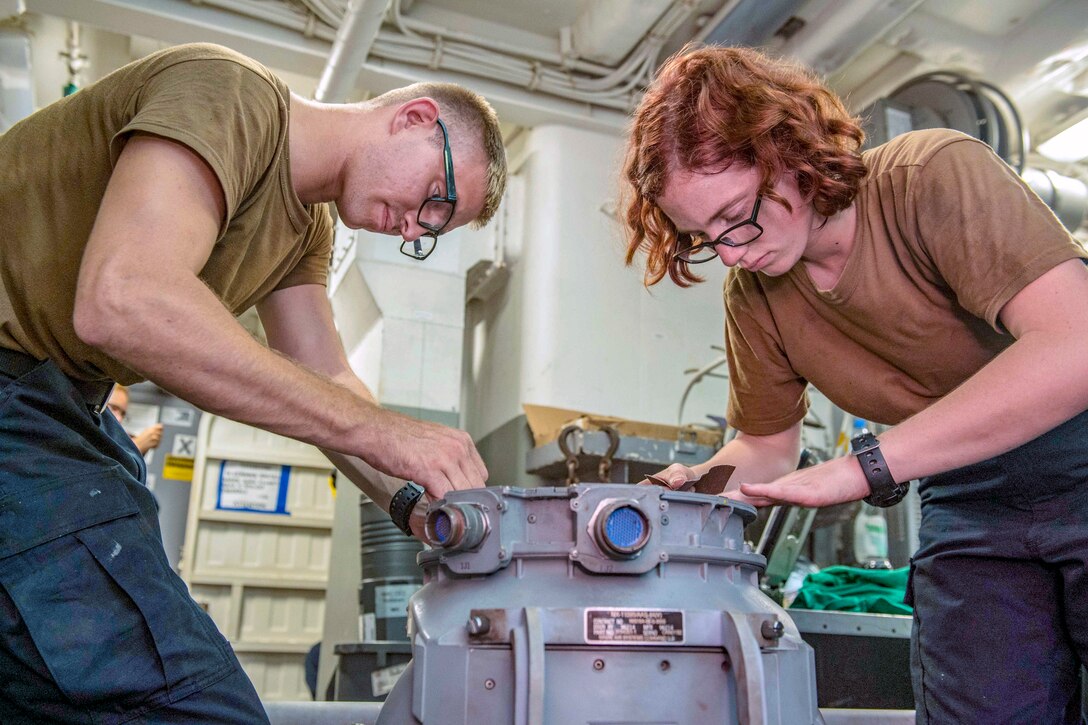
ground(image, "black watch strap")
xmin=389 ymin=481 xmax=425 ymax=536
xmin=850 ymin=431 xmax=909 ymax=507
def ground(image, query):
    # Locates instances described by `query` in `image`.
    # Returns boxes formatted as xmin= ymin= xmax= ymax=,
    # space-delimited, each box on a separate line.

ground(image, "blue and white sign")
xmin=216 ymin=461 xmax=290 ymax=515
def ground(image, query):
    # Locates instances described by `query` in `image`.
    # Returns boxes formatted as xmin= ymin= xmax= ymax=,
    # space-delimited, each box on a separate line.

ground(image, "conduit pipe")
xmin=1022 ymin=167 xmax=1088 ymax=232
xmin=314 ymin=0 xmax=389 ymax=102
xmin=195 ymin=0 xmax=701 ymax=110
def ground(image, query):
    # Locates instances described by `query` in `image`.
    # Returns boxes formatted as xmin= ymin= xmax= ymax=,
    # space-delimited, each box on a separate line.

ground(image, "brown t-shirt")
xmin=0 ymin=43 xmax=333 ymax=384
xmin=724 ymin=129 xmax=1086 ymax=435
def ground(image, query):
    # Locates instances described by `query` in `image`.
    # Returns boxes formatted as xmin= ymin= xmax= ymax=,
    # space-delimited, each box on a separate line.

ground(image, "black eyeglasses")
xmin=400 ymin=118 xmax=458 ymax=261
xmin=673 ymin=195 xmax=764 ymax=264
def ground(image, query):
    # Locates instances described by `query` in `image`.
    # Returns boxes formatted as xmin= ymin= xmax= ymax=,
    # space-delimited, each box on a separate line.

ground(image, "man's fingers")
xmin=419 ymin=473 xmax=454 ymax=501
xmin=468 ymin=441 xmax=488 ymax=484
xmin=451 ymin=456 xmax=482 ymax=491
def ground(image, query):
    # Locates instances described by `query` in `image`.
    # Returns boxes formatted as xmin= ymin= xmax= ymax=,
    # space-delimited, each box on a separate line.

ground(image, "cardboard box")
xmin=523 ymin=404 xmax=723 ymax=449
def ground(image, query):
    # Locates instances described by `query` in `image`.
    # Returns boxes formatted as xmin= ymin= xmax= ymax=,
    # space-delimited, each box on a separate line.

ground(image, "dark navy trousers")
xmin=910 ymin=409 xmax=1088 ymax=724
xmin=0 ymin=357 xmax=269 ymax=724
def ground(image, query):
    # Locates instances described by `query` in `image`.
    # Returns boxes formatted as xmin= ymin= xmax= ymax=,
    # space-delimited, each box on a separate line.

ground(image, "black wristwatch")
xmin=850 ymin=431 xmax=910 ymax=507
xmin=389 ymin=481 xmax=425 ymax=536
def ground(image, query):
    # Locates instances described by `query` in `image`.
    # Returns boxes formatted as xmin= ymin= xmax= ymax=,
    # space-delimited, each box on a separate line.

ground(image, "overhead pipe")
xmin=775 ymin=0 xmax=927 ymax=76
xmin=314 ymin=0 xmax=390 ymax=102
xmin=1021 ymin=167 xmax=1088 ymax=232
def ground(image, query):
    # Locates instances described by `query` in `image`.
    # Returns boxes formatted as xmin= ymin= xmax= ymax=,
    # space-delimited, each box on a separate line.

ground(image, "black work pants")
xmin=0 ymin=354 xmax=269 ymax=724
xmin=910 ymin=409 xmax=1088 ymax=724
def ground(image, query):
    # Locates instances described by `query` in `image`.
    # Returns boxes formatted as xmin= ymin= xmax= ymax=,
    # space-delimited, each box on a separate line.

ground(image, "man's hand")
xmin=738 ymin=455 xmax=870 ymax=507
xmin=132 ymin=423 xmax=164 ymax=455
xmin=366 ymin=411 xmax=488 ymax=501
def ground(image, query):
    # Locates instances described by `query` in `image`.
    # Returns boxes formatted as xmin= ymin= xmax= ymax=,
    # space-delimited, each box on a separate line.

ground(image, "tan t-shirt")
xmin=724 ymin=129 xmax=1086 ymax=435
xmin=0 ymin=43 xmax=333 ymax=384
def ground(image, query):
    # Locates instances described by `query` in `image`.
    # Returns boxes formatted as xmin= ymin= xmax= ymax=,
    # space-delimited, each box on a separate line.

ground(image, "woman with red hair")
xmin=624 ymin=45 xmax=1088 ymax=722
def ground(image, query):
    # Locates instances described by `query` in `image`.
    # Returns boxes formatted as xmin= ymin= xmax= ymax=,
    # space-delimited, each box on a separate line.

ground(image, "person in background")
xmin=0 ymin=42 xmax=505 ymax=723
xmin=106 ymin=384 xmax=164 ymax=454
xmin=622 ymin=44 xmax=1088 ymax=722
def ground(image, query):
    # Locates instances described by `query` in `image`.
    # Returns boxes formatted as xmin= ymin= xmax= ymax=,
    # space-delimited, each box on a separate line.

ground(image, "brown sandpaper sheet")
xmin=644 ymin=464 xmax=735 ymax=495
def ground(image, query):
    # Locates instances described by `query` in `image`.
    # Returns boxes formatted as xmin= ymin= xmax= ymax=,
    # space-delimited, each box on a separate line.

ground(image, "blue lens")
xmin=433 ymin=510 xmax=452 ymax=544
xmin=605 ymin=506 xmax=646 ymax=549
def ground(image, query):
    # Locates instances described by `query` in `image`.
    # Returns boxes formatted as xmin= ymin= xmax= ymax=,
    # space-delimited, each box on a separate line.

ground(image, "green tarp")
xmin=789 ymin=565 xmax=912 ymax=615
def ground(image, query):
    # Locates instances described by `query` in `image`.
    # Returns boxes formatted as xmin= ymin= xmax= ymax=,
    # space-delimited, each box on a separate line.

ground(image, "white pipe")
xmin=314 ymin=0 xmax=389 ymax=102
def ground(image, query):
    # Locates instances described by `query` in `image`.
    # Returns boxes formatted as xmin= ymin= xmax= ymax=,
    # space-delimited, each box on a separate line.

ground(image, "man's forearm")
xmin=323 ymin=449 xmax=404 ymax=512
xmin=80 ymin=271 xmax=391 ymax=459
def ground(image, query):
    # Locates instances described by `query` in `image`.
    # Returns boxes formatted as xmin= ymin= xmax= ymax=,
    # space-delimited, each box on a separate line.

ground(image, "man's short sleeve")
xmin=110 ymin=54 xmax=284 ymax=225
xmin=277 ymin=204 xmax=335 ymax=290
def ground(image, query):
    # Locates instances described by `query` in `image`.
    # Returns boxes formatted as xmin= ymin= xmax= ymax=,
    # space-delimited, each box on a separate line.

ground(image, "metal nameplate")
xmin=584 ymin=608 xmax=685 ymax=645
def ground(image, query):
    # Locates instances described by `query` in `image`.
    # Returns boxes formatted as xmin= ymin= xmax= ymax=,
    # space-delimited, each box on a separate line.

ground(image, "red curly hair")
xmin=623 ymin=45 xmax=868 ymax=287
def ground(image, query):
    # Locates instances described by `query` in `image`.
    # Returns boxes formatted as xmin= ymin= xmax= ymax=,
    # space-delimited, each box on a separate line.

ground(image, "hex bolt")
xmin=497 ymin=501 xmax=507 ymax=511
xmin=659 ymin=660 xmax=671 ymax=672
xmin=593 ymin=659 xmax=605 ymax=671
xmin=467 ymin=615 xmax=491 ymax=636
xmin=498 ymin=548 xmax=508 ymax=559
xmin=484 ymin=679 xmax=496 ymax=690
xmin=527 ymin=514 xmax=537 ymax=524
xmin=761 ymin=619 xmax=785 ymax=640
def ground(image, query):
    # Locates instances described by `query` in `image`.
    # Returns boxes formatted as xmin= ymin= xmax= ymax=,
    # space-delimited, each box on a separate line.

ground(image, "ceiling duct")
xmin=699 ymin=0 xmax=806 ymax=48
xmin=568 ymin=0 xmax=672 ymax=67
xmin=774 ymin=0 xmax=926 ymax=76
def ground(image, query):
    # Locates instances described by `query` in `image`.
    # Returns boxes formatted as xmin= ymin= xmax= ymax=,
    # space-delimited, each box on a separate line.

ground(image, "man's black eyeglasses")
xmin=401 ymin=118 xmax=458 ymax=261
xmin=673 ymin=195 xmax=764 ymax=264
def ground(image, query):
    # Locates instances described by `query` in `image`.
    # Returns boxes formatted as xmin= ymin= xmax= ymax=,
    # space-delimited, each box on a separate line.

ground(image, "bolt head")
xmin=761 ymin=619 xmax=785 ymax=640
xmin=468 ymin=615 xmax=491 ymax=636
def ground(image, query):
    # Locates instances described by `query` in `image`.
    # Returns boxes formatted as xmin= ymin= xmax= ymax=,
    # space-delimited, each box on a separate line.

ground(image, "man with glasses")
xmin=0 ymin=42 xmax=504 ymax=722
xmin=623 ymin=45 xmax=1088 ymax=722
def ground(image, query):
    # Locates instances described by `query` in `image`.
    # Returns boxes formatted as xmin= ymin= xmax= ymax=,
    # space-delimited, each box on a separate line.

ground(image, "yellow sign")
xmin=163 ymin=455 xmax=194 ymax=481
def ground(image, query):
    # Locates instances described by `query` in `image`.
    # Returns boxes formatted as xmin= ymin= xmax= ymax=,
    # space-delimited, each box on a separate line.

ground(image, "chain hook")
xmin=557 ymin=424 xmax=583 ymax=486
xmin=597 ymin=425 xmax=620 ymax=482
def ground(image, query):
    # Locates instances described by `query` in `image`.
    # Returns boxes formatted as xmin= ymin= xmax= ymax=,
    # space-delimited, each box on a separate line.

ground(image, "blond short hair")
xmin=373 ymin=82 xmax=507 ymax=229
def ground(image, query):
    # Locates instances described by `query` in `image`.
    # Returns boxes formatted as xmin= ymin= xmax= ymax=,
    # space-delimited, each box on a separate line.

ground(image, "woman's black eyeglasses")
xmin=673 ymin=195 xmax=764 ymax=264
